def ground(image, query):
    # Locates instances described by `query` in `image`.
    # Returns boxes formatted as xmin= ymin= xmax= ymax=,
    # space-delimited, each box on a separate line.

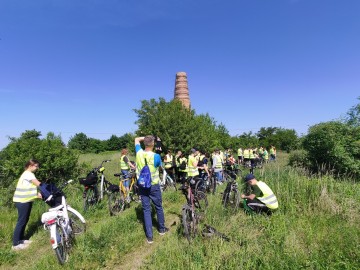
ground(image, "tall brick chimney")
xmin=174 ymin=72 xmax=190 ymax=109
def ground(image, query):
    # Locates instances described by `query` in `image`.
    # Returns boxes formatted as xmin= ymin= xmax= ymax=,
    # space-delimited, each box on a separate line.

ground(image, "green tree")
xmin=134 ymin=98 xmax=230 ymax=153
xmin=67 ymin=133 xmax=89 ymax=152
xmin=345 ymin=96 xmax=360 ymax=127
xmin=0 ymin=130 xmax=80 ymax=204
xmin=302 ymin=121 xmax=360 ymax=178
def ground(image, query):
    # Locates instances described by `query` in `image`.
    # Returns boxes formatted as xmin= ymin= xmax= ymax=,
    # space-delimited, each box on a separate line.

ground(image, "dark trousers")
xmin=179 ymin=172 xmax=187 ymax=184
xmin=13 ymin=202 xmax=33 ymax=246
xmin=139 ymin=184 xmax=165 ymax=239
xmin=246 ymin=199 xmax=272 ymax=215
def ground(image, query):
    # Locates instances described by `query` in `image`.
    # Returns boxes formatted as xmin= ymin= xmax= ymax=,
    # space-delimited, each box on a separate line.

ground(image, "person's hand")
xmin=38 ymin=192 xmax=42 ymax=199
xmin=241 ymin=194 xmax=245 ymax=199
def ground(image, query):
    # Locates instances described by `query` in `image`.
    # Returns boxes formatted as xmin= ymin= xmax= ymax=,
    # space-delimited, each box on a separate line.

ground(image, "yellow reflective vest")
xmin=257 ymin=181 xmax=278 ymax=210
xmin=120 ymin=155 xmax=130 ymax=170
xmin=187 ymin=155 xmax=199 ymax=177
xmin=136 ymin=150 xmax=160 ymax=185
xmin=13 ymin=171 xmax=38 ymax=203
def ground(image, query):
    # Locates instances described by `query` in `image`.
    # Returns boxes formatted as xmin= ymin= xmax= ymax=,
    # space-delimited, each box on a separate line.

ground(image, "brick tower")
xmin=174 ymin=72 xmax=190 ymax=109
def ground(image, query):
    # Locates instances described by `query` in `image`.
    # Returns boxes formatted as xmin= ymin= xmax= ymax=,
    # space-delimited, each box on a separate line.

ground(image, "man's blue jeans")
xmin=13 ymin=202 xmax=33 ymax=246
xmin=215 ymin=171 xmax=223 ymax=181
xmin=139 ymin=184 xmax=165 ymax=239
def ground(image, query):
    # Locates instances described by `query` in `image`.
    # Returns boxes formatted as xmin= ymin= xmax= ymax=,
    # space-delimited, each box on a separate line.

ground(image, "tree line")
xmin=1 ymin=97 xmax=359 ymax=199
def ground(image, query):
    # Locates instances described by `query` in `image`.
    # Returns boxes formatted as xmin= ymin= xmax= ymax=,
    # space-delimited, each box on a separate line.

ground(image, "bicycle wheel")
xmin=209 ymin=176 xmax=217 ymax=194
xmin=108 ymin=191 xmax=125 ymax=216
xmin=54 ymin=224 xmax=68 ymax=265
xmin=195 ymin=179 xmax=206 ymax=194
xmin=83 ymin=186 xmax=97 ymax=212
xmin=163 ymin=176 xmax=177 ymax=191
xmin=68 ymin=209 xmax=86 ymax=235
xmin=223 ymin=188 xmax=241 ymax=209
xmin=182 ymin=205 xmax=196 ymax=243
xmin=194 ymin=191 xmax=208 ymax=212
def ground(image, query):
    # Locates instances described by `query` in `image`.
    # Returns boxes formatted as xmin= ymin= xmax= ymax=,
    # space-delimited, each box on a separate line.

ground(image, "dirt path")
xmin=105 ymin=214 xmax=180 ymax=270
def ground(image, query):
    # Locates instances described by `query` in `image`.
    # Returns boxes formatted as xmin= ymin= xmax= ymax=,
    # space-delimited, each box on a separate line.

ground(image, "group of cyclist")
xmin=107 ymin=140 xmax=280 ymax=243
xmin=10 ymin=137 xmax=278 ymax=250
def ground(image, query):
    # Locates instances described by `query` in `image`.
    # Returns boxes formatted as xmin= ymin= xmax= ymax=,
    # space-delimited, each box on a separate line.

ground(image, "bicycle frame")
xmin=119 ymin=171 xmax=137 ymax=200
xmin=41 ymin=180 xmax=86 ymax=264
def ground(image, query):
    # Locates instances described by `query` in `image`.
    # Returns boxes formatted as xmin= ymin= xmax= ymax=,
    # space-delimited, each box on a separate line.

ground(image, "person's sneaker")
xmin=11 ymin=243 xmax=29 ymax=251
xmin=21 ymin=240 xmax=32 ymax=245
xmin=146 ymin=237 xmax=153 ymax=244
xmin=159 ymin=227 xmax=169 ymax=236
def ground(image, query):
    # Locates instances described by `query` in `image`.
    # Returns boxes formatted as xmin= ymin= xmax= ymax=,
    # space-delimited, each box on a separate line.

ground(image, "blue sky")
xmin=0 ymin=0 xmax=359 ymax=150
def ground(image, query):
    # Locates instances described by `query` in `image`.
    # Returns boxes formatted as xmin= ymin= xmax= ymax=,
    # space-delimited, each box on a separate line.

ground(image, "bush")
xmin=0 ymin=130 xmax=81 ymax=206
xmin=288 ymin=150 xmax=310 ymax=168
xmin=301 ymin=122 xmax=360 ymax=179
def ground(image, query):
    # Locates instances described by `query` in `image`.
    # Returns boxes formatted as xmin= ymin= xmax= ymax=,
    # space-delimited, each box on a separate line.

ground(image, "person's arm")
xmin=30 ymin=178 xmax=42 ymax=198
xmin=135 ymin=137 xmax=145 ymax=153
xmin=241 ymin=193 xmax=256 ymax=200
xmin=31 ymin=178 xmax=41 ymax=186
xmin=135 ymin=137 xmax=145 ymax=145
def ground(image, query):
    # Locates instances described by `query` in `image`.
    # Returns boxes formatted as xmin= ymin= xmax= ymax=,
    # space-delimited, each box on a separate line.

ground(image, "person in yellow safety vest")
xmin=120 ymin=148 xmax=136 ymax=194
xmin=174 ymin=150 xmax=182 ymax=182
xmin=177 ymin=152 xmax=188 ymax=185
xmin=249 ymin=148 xmax=256 ymax=172
xmin=270 ymin=146 xmax=275 ymax=161
xmin=212 ymin=149 xmax=224 ymax=184
xmin=187 ymin=148 xmax=199 ymax=178
xmin=135 ymin=136 xmax=168 ymax=244
xmin=243 ymin=148 xmax=250 ymax=163
xmin=179 ymin=148 xmax=199 ymax=190
xmin=237 ymin=147 xmax=243 ymax=164
xmin=263 ymin=148 xmax=269 ymax=163
xmin=258 ymin=147 xmax=264 ymax=158
xmin=12 ymin=159 xmax=42 ymax=251
xmin=241 ymin=173 xmax=278 ymax=215
xmin=163 ymin=149 xmax=175 ymax=182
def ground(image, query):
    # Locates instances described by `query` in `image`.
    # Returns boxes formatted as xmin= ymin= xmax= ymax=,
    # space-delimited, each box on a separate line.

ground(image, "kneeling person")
xmin=241 ymin=174 xmax=278 ymax=215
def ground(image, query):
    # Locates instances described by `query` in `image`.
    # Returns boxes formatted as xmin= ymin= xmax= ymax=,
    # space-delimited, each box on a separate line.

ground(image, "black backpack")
xmin=179 ymin=160 xmax=187 ymax=170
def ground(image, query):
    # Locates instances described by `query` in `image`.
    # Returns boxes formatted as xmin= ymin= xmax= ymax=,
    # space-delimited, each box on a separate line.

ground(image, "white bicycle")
xmin=159 ymin=165 xmax=177 ymax=191
xmin=40 ymin=180 xmax=86 ymax=265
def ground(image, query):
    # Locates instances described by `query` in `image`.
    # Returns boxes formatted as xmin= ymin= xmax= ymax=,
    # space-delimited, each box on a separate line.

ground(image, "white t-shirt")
xmin=19 ymin=170 xmax=36 ymax=186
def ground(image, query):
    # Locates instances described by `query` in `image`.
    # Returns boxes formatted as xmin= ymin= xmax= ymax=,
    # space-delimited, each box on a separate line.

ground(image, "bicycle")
xmin=222 ymin=176 xmax=241 ymax=209
xmin=79 ymin=160 xmax=115 ymax=212
xmin=160 ymin=165 xmax=177 ymax=192
xmin=40 ymin=180 xmax=86 ymax=265
xmin=195 ymin=170 xmax=216 ymax=195
xmin=109 ymin=170 xmax=139 ymax=215
xmin=181 ymin=177 xmax=208 ymax=243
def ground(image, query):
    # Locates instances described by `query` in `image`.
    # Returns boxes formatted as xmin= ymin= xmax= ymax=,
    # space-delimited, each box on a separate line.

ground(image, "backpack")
xmin=179 ymin=160 xmax=187 ymax=170
xmin=137 ymin=157 xmax=152 ymax=189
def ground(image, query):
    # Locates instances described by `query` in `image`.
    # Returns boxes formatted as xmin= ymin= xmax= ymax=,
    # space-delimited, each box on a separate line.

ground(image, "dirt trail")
xmin=105 ymin=214 xmax=180 ymax=270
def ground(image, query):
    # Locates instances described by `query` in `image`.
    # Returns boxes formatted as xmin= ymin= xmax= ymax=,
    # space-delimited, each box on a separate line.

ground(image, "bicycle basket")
xmin=79 ymin=172 xmax=98 ymax=186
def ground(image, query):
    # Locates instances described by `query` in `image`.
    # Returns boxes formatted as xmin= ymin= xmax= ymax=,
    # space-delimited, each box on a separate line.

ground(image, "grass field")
xmin=1 ymin=152 xmax=359 ymax=270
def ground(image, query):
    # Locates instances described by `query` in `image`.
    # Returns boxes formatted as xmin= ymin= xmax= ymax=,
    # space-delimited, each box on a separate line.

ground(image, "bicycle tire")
xmin=164 ymin=176 xmax=177 ymax=191
xmin=54 ymin=224 xmax=68 ymax=265
xmin=234 ymin=189 xmax=241 ymax=208
xmin=194 ymin=191 xmax=208 ymax=211
xmin=182 ymin=205 xmax=197 ymax=243
xmin=209 ymin=176 xmax=217 ymax=194
xmin=83 ymin=187 xmax=97 ymax=212
xmin=108 ymin=191 xmax=125 ymax=216
xmin=68 ymin=209 xmax=86 ymax=235
xmin=223 ymin=188 xmax=241 ymax=209
xmin=195 ymin=179 xmax=206 ymax=194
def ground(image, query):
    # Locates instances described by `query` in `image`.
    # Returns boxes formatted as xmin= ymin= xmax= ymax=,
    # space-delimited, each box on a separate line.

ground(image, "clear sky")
xmin=0 ymin=0 xmax=359 ymax=150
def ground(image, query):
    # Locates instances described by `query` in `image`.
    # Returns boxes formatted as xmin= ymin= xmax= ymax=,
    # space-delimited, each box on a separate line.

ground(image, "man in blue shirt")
xmin=135 ymin=135 xmax=168 ymax=244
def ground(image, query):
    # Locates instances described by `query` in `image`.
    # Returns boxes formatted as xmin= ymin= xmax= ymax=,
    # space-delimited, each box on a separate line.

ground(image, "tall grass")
xmin=1 ymin=152 xmax=359 ymax=269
